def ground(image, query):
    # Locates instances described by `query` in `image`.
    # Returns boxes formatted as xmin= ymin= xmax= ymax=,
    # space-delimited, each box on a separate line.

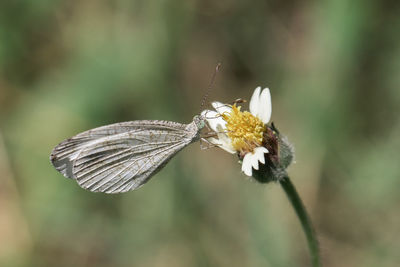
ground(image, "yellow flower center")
xmin=222 ymin=105 xmax=266 ymax=153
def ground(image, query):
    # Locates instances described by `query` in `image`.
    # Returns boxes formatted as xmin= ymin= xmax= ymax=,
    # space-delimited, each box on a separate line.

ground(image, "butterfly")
xmin=50 ymin=116 xmax=205 ymax=194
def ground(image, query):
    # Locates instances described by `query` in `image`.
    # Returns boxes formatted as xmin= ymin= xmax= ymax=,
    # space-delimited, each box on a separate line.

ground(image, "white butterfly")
xmin=50 ymin=116 xmax=205 ymax=194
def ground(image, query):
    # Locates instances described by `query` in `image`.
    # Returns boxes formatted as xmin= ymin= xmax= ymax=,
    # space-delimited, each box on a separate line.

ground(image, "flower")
xmin=201 ymin=87 xmax=273 ymax=176
xmin=202 ymin=89 xmax=316 ymax=265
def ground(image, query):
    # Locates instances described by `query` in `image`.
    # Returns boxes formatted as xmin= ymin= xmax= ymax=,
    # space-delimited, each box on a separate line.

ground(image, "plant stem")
xmin=280 ymin=175 xmax=321 ymax=267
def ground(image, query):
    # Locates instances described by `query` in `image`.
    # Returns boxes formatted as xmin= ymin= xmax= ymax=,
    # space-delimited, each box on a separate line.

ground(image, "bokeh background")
xmin=1 ymin=1 xmax=400 ymax=266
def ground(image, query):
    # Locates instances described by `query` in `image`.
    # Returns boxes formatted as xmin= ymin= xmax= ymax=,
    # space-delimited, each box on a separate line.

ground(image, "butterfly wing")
xmin=50 ymin=120 xmax=199 ymax=193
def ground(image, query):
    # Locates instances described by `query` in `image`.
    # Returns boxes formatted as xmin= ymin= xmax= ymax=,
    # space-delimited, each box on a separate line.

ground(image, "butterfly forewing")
xmin=50 ymin=119 xmax=201 ymax=193
xmin=74 ymin=131 xmax=189 ymax=193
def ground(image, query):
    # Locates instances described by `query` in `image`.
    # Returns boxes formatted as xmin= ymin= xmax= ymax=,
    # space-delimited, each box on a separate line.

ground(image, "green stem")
xmin=280 ymin=176 xmax=321 ymax=267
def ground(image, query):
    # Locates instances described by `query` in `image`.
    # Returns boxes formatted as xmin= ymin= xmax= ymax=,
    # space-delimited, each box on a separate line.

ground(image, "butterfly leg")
xmin=199 ymin=134 xmax=220 ymax=150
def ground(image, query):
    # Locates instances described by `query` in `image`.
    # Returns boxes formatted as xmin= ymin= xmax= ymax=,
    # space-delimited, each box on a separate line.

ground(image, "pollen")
xmin=222 ymin=105 xmax=266 ymax=153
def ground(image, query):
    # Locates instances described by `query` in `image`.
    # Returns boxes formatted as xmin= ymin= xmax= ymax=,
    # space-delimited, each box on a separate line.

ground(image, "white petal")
xmin=201 ymin=110 xmax=226 ymax=132
xmin=212 ymin=101 xmax=232 ymax=115
xmin=258 ymin=88 xmax=272 ymax=124
xmin=201 ymin=109 xmax=213 ymax=118
xmin=216 ymin=124 xmax=228 ymax=135
xmin=241 ymin=153 xmax=253 ymax=176
xmin=219 ymin=143 xmax=236 ymax=154
xmin=209 ymin=117 xmax=227 ymax=132
xmin=254 ymin=147 xmax=268 ymax=164
xmin=215 ymin=134 xmax=235 ymax=152
xmin=249 ymin=153 xmax=259 ymax=170
xmin=219 ymin=141 xmax=236 ymax=153
xmin=201 ymin=109 xmax=219 ymax=120
xmin=249 ymin=86 xmax=261 ymax=115
xmin=207 ymin=137 xmax=221 ymax=146
xmin=203 ymin=135 xmax=235 ymax=154
xmin=216 ymin=126 xmax=236 ymax=153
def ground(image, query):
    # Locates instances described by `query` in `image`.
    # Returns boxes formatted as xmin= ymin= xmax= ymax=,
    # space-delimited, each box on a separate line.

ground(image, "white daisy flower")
xmin=201 ymin=87 xmax=272 ymax=177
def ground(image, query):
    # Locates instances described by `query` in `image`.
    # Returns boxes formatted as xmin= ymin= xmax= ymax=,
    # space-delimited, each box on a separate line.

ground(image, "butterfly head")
xmin=193 ymin=115 xmax=206 ymax=130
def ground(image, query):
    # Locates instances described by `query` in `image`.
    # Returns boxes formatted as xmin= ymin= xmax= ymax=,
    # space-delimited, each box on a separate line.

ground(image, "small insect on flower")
xmin=202 ymin=87 xmax=293 ymax=182
xmin=50 ymin=116 xmax=206 ymax=194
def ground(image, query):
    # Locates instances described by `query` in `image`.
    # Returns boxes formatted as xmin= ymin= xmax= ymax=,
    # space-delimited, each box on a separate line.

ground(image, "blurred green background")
xmin=1 ymin=0 xmax=399 ymax=266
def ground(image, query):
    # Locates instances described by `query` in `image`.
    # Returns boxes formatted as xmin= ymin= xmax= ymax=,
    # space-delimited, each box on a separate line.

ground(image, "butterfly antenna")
xmin=200 ymin=63 xmax=221 ymax=109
